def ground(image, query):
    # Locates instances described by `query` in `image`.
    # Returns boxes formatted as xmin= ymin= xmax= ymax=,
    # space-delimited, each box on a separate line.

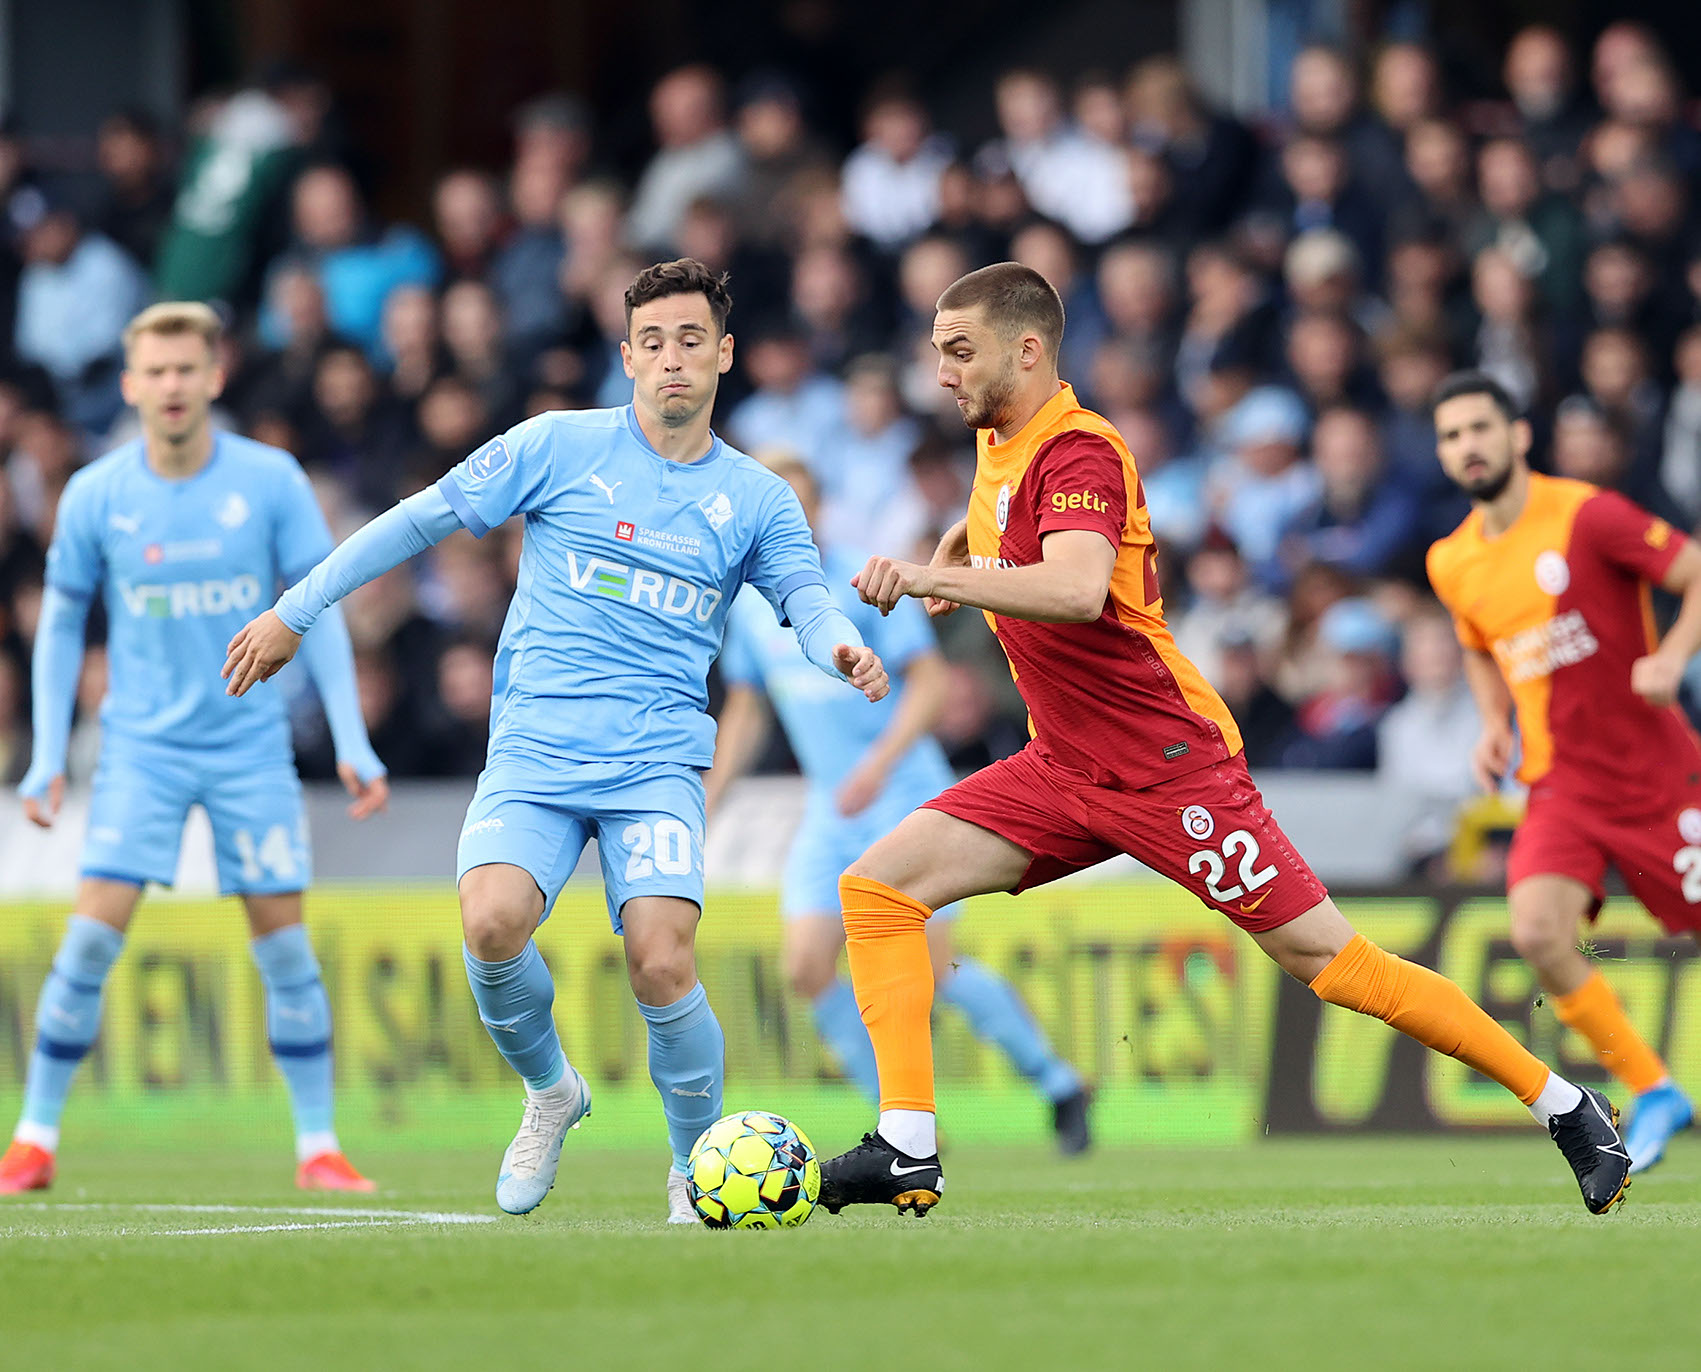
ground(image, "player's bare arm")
xmin=837 ymin=651 xmax=947 ymax=817
xmin=702 ymin=685 xmax=772 ymax=818
xmin=1460 ymin=647 xmax=1516 ymax=791
xmin=1633 ymin=540 xmax=1701 ymax=707
xmin=855 ymin=530 xmax=1116 ymax=624
xmin=923 ymin=518 xmax=971 ymax=617
xmin=222 ymin=609 xmax=303 ymax=696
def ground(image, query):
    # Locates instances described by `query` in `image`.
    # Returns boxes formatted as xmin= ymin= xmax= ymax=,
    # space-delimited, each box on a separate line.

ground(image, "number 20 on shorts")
xmin=624 ymin=819 xmax=694 ymax=879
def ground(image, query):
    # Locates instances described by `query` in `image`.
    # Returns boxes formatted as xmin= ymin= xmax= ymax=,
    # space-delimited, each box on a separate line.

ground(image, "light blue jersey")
xmin=30 ymin=431 xmax=380 ymax=895
xmin=720 ymin=549 xmax=957 ymax=918
xmin=434 ymin=406 xmax=830 ymax=772
xmin=274 ymin=404 xmax=854 ymax=925
xmin=47 ymin=433 xmax=334 ymax=758
xmin=720 ymin=548 xmax=951 ymax=795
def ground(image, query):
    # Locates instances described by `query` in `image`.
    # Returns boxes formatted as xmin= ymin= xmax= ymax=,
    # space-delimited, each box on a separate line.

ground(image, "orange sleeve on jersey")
xmin=1425 ymin=543 xmax=1487 ymax=652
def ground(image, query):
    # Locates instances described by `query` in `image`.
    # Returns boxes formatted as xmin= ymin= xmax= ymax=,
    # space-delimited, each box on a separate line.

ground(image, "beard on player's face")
xmin=1448 ymin=445 xmax=1516 ymax=501
xmin=960 ymin=354 xmax=1019 ymax=430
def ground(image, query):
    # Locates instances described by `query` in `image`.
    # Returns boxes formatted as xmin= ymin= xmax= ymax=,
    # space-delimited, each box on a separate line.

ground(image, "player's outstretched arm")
xmin=18 ymin=586 xmax=91 ymax=828
xmin=779 ymin=581 xmax=889 ymax=701
xmin=923 ymin=518 xmax=971 ymax=618
xmin=837 ymin=650 xmax=947 ymax=817
xmin=224 ymin=488 xmax=464 ymax=696
xmin=1635 ymin=541 xmax=1701 ymax=707
xmin=856 ymin=530 xmax=1116 ymax=624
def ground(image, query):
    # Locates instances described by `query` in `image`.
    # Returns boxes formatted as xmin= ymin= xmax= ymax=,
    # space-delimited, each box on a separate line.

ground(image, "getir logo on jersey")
xmin=562 ymin=547 xmax=722 ymax=621
xmin=117 ymin=575 xmax=263 ymax=619
xmin=1050 ymin=490 xmax=1110 ymax=513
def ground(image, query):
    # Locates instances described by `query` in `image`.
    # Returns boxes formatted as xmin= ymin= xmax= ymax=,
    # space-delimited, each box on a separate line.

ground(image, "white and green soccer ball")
xmin=685 ymin=1110 xmax=820 ymax=1229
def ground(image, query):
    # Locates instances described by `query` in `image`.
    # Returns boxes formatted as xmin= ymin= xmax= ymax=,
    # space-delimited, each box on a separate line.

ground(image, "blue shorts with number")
xmin=457 ymin=759 xmax=706 ymax=932
xmin=82 ymin=739 xmax=310 ymax=896
xmin=783 ymin=777 xmax=962 ymax=923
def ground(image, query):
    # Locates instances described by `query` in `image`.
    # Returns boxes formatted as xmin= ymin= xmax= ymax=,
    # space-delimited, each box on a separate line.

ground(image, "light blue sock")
xmin=812 ymin=978 xmax=880 ymax=1103
xmin=941 ymin=958 xmax=1081 ymax=1102
xmin=462 ymin=941 xmax=566 ymax=1091
xmin=637 ymin=982 xmax=724 ymax=1172
xmin=252 ymin=925 xmax=336 ymax=1144
xmin=18 ymin=915 xmax=125 ymax=1141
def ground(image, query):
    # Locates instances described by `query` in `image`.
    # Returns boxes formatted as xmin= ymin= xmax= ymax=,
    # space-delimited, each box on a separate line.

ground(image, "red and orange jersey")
xmin=965 ymin=383 xmax=1242 ymax=788
xmin=1427 ymin=471 xmax=1701 ymax=808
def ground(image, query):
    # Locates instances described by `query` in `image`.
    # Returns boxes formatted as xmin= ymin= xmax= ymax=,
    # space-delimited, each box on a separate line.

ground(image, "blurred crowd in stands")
xmin=3 ymin=22 xmax=1701 ymax=875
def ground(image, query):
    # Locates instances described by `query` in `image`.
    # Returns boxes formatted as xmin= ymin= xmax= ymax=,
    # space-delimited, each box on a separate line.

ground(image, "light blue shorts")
xmin=457 ymin=759 xmax=706 ymax=932
xmin=82 ymin=743 xmax=309 ymax=896
xmin=783 ymin=784 xmax=962 ymax=923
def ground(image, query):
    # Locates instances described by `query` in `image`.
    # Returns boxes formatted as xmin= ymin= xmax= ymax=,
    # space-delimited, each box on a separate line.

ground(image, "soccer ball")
xmin=686 ymin=1110 xmax=820 ymax=1229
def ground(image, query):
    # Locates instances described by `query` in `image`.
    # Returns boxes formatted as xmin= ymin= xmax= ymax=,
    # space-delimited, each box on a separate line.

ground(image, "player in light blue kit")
xmin=706 ymin=455 xmax=1090 ymax=1152
xmin=225 ymin=260 xmax=888 ymax=1220
xmin=1 ymin=303 xmax=388 ymax=1197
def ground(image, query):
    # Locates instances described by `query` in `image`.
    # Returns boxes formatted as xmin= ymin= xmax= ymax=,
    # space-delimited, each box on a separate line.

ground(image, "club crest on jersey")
xmin=700 ymin=491 xmax=734 ymax=530
xmin=1181 ymin=805 xmax=1215 ymax=841
xmin=996 ymin=483 xmax=1011 ymax=532
xmin=214 ymin=493 xmax=250 ymax=530
xmin=1534 ymin=550 xmax=1570 ymax=595
xmin=466 ymin=435 xmax=514 ymax=483
xmin=1680 ymin=808 xmax=1701 ymax=845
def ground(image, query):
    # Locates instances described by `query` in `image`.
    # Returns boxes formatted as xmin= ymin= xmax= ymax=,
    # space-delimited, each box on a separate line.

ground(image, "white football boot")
xmin=666 ymin=1166 xmax=697 ymax=1224
xmin=494 ymin=1065 xmax=591 ymax=1215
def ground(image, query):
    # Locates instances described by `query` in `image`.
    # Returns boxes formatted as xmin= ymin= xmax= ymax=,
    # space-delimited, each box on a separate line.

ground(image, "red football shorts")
xmin=923 ymin=745 xmax=1327 ymax=932
xmin=1508 ymin=782 xmax=1701 ymax=935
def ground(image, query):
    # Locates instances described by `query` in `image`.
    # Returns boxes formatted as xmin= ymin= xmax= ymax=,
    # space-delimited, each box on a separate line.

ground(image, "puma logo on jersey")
xmin=589 ymin=473 xmax=622 ymax=503
xmin=109 ymin=512 xmax=141 ymax=534
xmin=1050 ymin=490 xmax=1110 ymax=513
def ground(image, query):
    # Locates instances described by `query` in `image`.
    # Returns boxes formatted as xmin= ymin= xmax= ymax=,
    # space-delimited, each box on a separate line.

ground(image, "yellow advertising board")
xmin=0 ymin=881 xmax=1279 ymax=1149
xmin=4 ymin=884 xmax=1692 ymax=1150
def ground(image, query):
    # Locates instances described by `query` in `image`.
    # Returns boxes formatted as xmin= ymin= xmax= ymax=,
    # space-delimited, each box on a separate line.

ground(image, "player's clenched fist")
xmin=853 ymin=555 xmax=934 ymax=615
xmin=831 ymin=643 xmax=889 ymax=702
xmin=223 ymin=609 xmax=303 ymax=697
xmin=1631 ymin=650 xmax=1685 ymax=708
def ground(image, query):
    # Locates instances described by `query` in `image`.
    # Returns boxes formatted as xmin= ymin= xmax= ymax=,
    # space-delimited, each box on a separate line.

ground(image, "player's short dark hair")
xmin=624 ymin=258 xmax=733 ymax=337
xmin=936 ymin=262 xmax=1066 ymax=363
xmin=1430 ymin=369 xmax=1519 ymax=422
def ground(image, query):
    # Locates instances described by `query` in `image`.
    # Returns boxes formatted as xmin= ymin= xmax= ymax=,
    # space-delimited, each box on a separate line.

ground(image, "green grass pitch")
xmin=3 ymin=1136 xmax=1700 ymax=1371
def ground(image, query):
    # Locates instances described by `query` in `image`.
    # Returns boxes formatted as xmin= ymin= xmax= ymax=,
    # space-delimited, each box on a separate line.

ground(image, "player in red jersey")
xmin=1428 ymin=370 xmax=1701 ymax=1173
xmin=813 ymin=264 xmax=1630 ymax=1217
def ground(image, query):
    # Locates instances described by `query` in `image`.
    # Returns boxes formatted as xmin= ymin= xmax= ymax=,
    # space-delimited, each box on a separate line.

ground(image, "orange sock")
xmin=840 ymin=874 xmax=934 ymax=1112
xmin=1311 ymin=934 xmax=1549 ymax=1105
xmin=1552 ymin=971 xmax=1667 ymax=1094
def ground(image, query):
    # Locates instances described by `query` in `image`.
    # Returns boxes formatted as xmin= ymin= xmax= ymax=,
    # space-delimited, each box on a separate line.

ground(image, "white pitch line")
xmin=8 ymin=1202 xmax=496 ymax=1224
xmin=157 ymin=1220 xmax=445 ymax=1237
xmin=0 ymin=1201 xmax=498 ymax=1236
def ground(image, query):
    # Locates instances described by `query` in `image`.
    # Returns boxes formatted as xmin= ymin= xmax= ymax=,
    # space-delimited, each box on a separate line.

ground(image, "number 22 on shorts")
xmin=1675 ymin=845 xmax=1701 ymax=903
xmin=1188 ymin=829 xmax=1277 ymax=908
